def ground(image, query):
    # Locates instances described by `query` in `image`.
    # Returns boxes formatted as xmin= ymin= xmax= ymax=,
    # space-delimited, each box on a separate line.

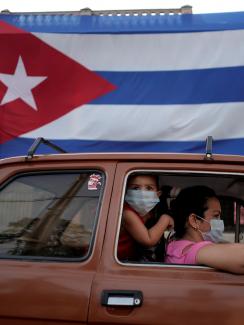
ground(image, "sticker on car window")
xmin=88 ymin=174 xmax=102 ymax=190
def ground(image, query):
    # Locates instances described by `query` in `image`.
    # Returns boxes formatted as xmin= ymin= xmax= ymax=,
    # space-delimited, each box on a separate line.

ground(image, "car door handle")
xmin=101 ymin=290 xmax=143 ymax=307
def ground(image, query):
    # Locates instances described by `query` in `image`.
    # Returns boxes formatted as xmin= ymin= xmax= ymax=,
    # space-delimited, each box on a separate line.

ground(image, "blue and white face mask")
xmin=197 ymin=216 xmax=225 ymax=243
xmin=125 ymin=189 xmax=160 ymax=216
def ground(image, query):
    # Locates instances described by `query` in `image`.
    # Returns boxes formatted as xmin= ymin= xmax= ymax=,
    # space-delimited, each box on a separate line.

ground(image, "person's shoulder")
xmin=123 ymin=203 xmax=138 ymax=216
xmin=167 ymin=239 xmax=193 ymax=256
xmin=167 ymin=239 xmax=212 ymax=257
xmin=123 ymin=202 xmax=134 ymax=212
xmin=184 ymin=240 xmax=213 ymax=264
xmin=168 ymin=239 xmax=193 ymax=249
xmin=192 ymin=240 xmax=213 ymax=249
xmin=123 ymin=203 xmax=144 ymax=223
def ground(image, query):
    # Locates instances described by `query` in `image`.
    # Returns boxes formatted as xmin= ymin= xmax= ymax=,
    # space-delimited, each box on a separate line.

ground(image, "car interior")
xmin=118 ymin=171 xmax=244 ymax=265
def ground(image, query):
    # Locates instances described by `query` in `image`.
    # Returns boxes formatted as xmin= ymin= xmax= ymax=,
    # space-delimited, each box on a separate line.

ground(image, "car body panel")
xmin=89 ymin=161 xmax=244 ymax=324
xmin=0 ymin=159 xmax=116 ymax=324
xmin=1 ymin=154 xmax=244 ymax=324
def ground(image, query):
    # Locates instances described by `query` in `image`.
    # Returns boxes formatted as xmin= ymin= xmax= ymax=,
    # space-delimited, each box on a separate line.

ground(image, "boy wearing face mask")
xmin=117 ymin=174 xmax=174 ymax=262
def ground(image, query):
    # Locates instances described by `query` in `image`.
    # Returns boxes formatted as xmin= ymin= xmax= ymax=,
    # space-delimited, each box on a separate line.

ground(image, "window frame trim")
xmin=0 ymin=169 xmax=106 ymax=263
xmin=115 ymin=168 xmax=244 ymax=270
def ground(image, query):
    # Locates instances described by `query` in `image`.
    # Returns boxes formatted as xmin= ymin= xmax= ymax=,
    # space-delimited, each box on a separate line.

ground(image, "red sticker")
xmin=88 ymin=174 xmax=102 ymax=190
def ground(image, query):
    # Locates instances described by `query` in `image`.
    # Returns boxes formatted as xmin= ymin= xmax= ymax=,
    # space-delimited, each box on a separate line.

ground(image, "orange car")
xmin=1 ymin=146 xmax=244 ymax=324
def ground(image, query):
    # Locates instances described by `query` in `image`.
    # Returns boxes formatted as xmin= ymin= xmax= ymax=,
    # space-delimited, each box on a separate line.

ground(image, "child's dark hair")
xmin=170 ymin=186 xmax=217 ymax=239
xmin=127 ymin=173 xmax=159 ymax=189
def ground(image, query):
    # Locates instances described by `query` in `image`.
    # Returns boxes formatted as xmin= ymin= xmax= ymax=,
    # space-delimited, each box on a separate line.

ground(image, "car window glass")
xmin=0 ymin=171 xmax=103 ymax=260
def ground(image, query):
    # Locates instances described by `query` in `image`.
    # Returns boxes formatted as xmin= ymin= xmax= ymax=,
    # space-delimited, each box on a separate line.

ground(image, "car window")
xmin=0 ymin=171 xmax=104 ymax=260
xmin=117 ymin=171 xmax=244 ymax=265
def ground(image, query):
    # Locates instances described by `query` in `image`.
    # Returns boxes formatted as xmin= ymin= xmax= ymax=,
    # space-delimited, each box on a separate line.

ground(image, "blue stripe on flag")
xmin=92 ymin=67 xmax=244 ymax=105
xmin=2 ymin=138 xmax=244 ymax=159
xmin=1 ymin=12 xmax=244 ymax=34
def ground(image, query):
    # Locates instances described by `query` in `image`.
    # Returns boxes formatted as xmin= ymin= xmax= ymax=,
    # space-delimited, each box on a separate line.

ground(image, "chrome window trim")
xmin=115 ymin=169 xmax=244 ymax=270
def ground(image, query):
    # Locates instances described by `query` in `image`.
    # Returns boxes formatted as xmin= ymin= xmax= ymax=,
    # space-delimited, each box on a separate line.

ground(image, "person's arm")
xmin=196 ymin=243 xmax=244 ymax=274
xmin=123 ymin=209 xmax=173 ymax=247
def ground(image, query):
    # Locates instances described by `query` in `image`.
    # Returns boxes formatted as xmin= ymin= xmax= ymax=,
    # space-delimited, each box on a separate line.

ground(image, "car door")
xmin=89 ymin=161 xmax=244 ymax=325
xmin=0 ymin=159 xmax=116 ymax=325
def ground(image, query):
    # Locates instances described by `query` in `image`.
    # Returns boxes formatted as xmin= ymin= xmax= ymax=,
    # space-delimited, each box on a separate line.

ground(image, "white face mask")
xmin=197 ymin=216 xmax=225 ymax=243
xmin=125 ymin=189 xmax=160 ymax=216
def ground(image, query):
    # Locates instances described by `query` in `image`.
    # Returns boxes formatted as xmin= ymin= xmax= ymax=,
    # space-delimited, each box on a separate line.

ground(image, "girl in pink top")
xmin=165 ymin=186 xmax=244 ymax=274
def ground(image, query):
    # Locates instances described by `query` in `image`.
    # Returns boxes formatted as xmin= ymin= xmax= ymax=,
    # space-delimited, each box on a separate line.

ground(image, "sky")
xmin=1 ymin=0 xmax=244 ymax=14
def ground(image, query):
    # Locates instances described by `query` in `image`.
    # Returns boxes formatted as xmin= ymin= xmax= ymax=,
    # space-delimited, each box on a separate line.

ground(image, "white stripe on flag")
xmin=21 ymin=102 xmax=244 ymax=141
xmin=35 ymin=30 xmax=244 ymax=71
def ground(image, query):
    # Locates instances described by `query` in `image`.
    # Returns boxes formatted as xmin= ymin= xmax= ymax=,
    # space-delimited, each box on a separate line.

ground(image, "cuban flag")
xmin=1 ymin=11 xmax=244 ymax=158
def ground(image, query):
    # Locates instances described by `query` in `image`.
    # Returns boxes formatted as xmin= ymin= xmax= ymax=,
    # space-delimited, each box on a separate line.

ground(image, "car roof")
xmin=1 ymin=152 xmax=244 ymax=165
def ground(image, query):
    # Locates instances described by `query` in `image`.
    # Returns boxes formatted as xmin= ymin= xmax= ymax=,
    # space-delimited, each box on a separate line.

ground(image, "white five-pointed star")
xmin=0 ymin=56 xmax=47 ymax=111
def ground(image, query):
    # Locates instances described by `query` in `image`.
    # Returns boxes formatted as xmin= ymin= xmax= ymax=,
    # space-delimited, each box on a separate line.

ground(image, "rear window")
xmin=0 ymin=171 xmax=104 ymax=261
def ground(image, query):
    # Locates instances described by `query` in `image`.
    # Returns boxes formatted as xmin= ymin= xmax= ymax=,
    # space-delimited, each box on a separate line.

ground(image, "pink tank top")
xmin=165 ymin=239 xmax=212 ymax=265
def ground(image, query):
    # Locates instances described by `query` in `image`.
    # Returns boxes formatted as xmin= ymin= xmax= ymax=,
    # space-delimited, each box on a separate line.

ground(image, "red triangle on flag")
xmin=0 ymin=20 xmax=116 ymax=144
